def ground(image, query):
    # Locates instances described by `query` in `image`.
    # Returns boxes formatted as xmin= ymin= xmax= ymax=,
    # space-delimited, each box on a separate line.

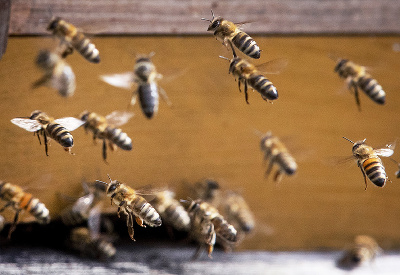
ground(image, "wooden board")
xmin=8 ymin=0 xmax=400 ymax=35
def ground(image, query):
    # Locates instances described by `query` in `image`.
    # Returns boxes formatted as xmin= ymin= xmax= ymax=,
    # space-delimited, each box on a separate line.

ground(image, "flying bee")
xmin=223 ymin=191 xmax=255 ymax=234
xmin=190 ymin=178 xmax=220 ymax=205
xmin=202 ymin=10 xmax=261 ymax=59
xmin=11 ymin=110 xmax=85 ymax=156
xmin=61 ymin=181 xmax=106 ymax=226
xmin=47 ymin=17 xmax=100 ymax=63
xmin=0 ymin=180 xmax=50 ymax=238
xmin=182 ymin=199 xmax=237 ymax=259
xmin=0 ymin=215 xmax=5 ymax=233
xmin=79 ymin=110 xmax=133 ymax=162
xmin=100 ymin=52 xmax=171 ymax=119
xmin=343 ymin=137 xmax=395 ymax=189
xmin=333 ymin=57 xmax=386 ymax=111
xmin=96 ymin=175 xmax=162 ymax=241
xmin=220 ymin=42 xmax=286 ymax=104
xmin=337 ymin=235 xmax=381 ymax=269
xmin=260 ymin=131 xmax=297 ymax=183
xmin=32 ymin=49 xmax=76 ymax=97
xmin=151 ymin=190 xmax=191 ymax=232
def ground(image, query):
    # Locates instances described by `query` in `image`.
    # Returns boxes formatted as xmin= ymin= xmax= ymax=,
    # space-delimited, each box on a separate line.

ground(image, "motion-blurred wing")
xmin=54 ymin=117 xmax=85 ymax=131
xmin=11 ymin=118 xmax=42 ymax=132
xmin=99 ymin=72 xmax=134 ymax=90
xmin=105 ymin=111 xmax=134 ymax=127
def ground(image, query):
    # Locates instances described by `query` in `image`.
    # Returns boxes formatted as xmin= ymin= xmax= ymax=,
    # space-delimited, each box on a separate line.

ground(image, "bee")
xmin=260 ymin=131 xmax=297 ymax=182
xmin=47 ymin=17 xmax=100 ymax=63
xmin=66 ymin=227 xmax=116 ymax=260
xmin=223 ymin=191 xmax=255 ymax=234
xmin=343 ymin=137 xmax=394 ymax=189
xmin=337 ymin=235 xmax=381 ymax=269
xmin=333 ymin=58 xmax=385 ymax=111
xmin=220 ymin=42 xmax=285 ymax=104
xmin=100 ymin=53 xmax=171 ymax=119
xmin=32 ymin=49 xmax=76 ymax=97
xmin=183 ymin=199 xmax=237 ymax=259
xmin=61 ymin=181 xmax=106 ymax=226
xmin=11 ymin=110 xmax=85 ymax=156
xmin=96 ymin=175 xmax=162 ymax=241
xmin=151 ymin=190 xmax=191 ymax=232
xmin=0 ymin=180 xmax=50 ymax=238
xmin=79 ymin=111 xmax=133 ymax=162
xmin=191 ymin=178 xmax=220 ymax=205
xmin=202 ymin=10 xmax=261 ymax=59
xmin=0 ymin=215 xmax=4 ymax=233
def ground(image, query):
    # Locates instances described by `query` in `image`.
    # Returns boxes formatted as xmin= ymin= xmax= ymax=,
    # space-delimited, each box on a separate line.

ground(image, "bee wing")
xmin=256 ymin=58 xmax=289 ymax=74
xmin=375 ymin=142 xmax=396 ymax=157
xmin=99 ymin=72 xmax=134 ymax=90
xmin=88 ymin=204 xmax=102 ymax=240
xmin=71 ymin=193 xmax=95 ymax=214
xmin=105 ymin=111 xmax=134 ymax=127
xmin=54 ymin=117 xmax=85 ymax=131
xmin=11 ymin=118 xmax=42 ymax=132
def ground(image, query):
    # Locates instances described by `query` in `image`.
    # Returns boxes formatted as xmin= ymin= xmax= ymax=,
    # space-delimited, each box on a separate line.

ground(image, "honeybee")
xmin=32 ymin=49 xmax=76 ymax=97
xmin=100 ymin=53 xmax=171 ymax=119
xmin=333 ymin=58 xmax=386 ymax=111
xmin=61 ymin=181 xmax=106 ymax=226
xmin=0 ymin=215 xmax=4 ymax=233
xmin=11 ymin=110 xmax=85 ymax=156
xmin=47 ymin=17 xmax=100 ymax=63
xmin=223 ymin=191 xmax=255 ymax=234
xmin=183 ymin=199 xmax=237 ymax=259
xmin=221 ymin=42 xmax=286 ymax=104
xmin=66 ymin=227 xmax=116 ymax=260
xmin=151 ymin=190 xmax=191 ymax=232
xmin=337 ymin=235 xmax=381 ymax=269
xmin=0 ymin=180 xmax=50 ymax=238
xmin=79 ymin=110 xmax=133 ymax=162
xmin=190 ymin=178 xmax=220 ymax=205
xmin=343 ymin=137 xmax=394 ymax=189
xmin=260 ymin=131 xmax=297 ymax=182
xmin=202 ymin=10 xmax=261 ymax=59
xmin=96 ymin=175 xmax=162 ymax=241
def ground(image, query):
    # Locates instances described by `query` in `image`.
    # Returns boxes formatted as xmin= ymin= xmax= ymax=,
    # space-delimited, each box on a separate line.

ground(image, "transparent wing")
xmin=99 ymin=72 xmax=134 ymax=90
xmin=256 ymin=58 xmax=289 ymax=74
xmin=105 ymin=111 xmax=134 ymax=127
xmin=71 ymin=193 xmax=95 ymax=215
xmin=375 ymin=142 xmax=396 ymax=157
xmin=88 ymin=204 xmax=102 ymax=240
xmin=54 ymin=117 xmax=85 ymax=131
xmin=11 ymin=118 xmax=42 ymax=132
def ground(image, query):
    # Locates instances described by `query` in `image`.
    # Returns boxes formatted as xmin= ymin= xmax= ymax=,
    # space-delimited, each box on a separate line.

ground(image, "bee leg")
xmin=244 ymin=81 xmax=249 ymax=104
xmin=0 ymin=201 xmax=12 ymax=213
xmin=191 ymin=245 xmax=204 ymax=261
xmin=159 ymin=86 xmax=172 ymax=106
xmin=8 ymin=209 xmax=21 ymax=239
xmin=358 ymin=162 xmax=368 ymax=190
xmin=43 ymin=131 xmax=49 ymax=156
xmin=35 ymin=131 xmax=42 ymax=145
xmin=102 ymin=139 xmax=108 ymax=163
xmin=128 ymin=91 xmax=137 ymax=109
xmin=127 ymin=212 xmax=136 ymax=241
xmin=264 ymin=158 xmax=275 ymax=179
xmin=135 ymin=217 xmax=146 ymax=228
xmin=117 ymin=201 xmax=126 ymax=218
xmin=31 ymin=75 xmax=49 ymax=89
xmin=274 ymin=170 xmax=283 ymax=183
xmin=353 ymin=84 xmax=362 ymax=112
xmin=108 ymin=142 xmax=116 ymax=152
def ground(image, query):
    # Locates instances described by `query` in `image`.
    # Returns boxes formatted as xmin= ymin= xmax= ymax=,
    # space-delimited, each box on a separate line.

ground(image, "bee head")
xmin=79 ymin=110 xmax=90 ymax=122
xmin=334 ymin=59 xmax=348 ymax=72
xmin=96 ymin=175 xmax=120 ymax=195
xmin=201 ymin=10 xmax=221 ymax=31
xmin=47 ymin=17 xmax=61 ymax=31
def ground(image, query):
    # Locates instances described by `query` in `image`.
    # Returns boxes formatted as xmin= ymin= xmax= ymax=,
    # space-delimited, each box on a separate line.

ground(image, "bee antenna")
xmin=219 ymin=55 xmax=230 ymax=62
xmin=342 ymin=137 xmax=354 ymax=144
xmin=201 ymin=18 xmax=212 ymax=22
xmin=253 ymin=128 xmax=264 ymax=137
xmin=211 ymin=9 xmax=215 ymax=20
xmin=106 ymin=174 xmax=112 ymax=182
xmin=95 ymin=180 xmax=108 ymax=186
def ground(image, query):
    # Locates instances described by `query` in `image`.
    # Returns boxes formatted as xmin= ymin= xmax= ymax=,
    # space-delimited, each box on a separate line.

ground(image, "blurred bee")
xmin=79 ymin=111 xmax=133 ymax=162
xmin=47 ymin=17 xmax=100 ymax=63
xmin=61 ymin=181 xmax=106 ymax=226
xmin=96 ymin=175 xmax=162 ymax=241
xmin=337 ymin=235 xmax=381 ymax=269
xmin=202 ymin=10 xmax=261 ymax=59
xmin=151 ymin=190 xmax=190 ymax=232
xmin=333 ymin=58 xmax=385 ymax=111
xmin=343 ymin=137 xmax=394 ymax=189
xmin=66 ymin=227 xmax=116 ymax=260
xmin=260 ymin=131 xmax=297 ymax=182
xmin=0 ymin=215 xmax=4 ymax=233
xmin=220 ymin=42 xmax=286 ymax=104
xmin=11 ymin=110 xmax=85 ymax=156
xmin=223 ymin=191 xmax=255 ymax=234
xmin=100 ymin=53 xmax=171 ymax=119
xmin=32 ymin=49 xmax=76 ymax=97
xmin=190 ymin=178 xmax=220 ymax=205
xmin=0 ymin=180 xmax=50 ymax=238
xmin=183 ymin=199 xmax=237 ymax=259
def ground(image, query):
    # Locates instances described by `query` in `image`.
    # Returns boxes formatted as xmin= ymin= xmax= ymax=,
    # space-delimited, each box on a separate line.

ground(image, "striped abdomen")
xmin=357 ymin=75 xmax=386 ymax=105
xmin=56 ymin=64 xmax=76 ymax=97
xmin=23 ymin=196 xmax=50 ymax=224
xmin=248 ymin=74 xmax=278 ymax=100
xmin=138 ymin=83 xmax=159 ymax=119
xmin=232 ymin=32 xmax=260 ymax=59
xmin=45 ymin=123 xmax=74 ymax=149
xmin=71 ymin=33 xmax=100 ymax=63
xmin=276 ymin=152 xmax=298 ymax=175
xmin=211 ymin=215 xmax=237 ymax=243
xmin=104 ymin=126 xmax=132 ymax=151
xmin=130 ymin=196 xmax=162 ymax=227
xmin=362 ymin=157 xmax=387 ymax=187
xmin=163 ymin=202 xmax=191 ymax=231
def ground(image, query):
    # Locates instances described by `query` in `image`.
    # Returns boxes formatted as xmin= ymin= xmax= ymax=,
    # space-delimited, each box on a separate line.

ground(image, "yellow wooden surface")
xmin=0 ymin=36 xmax=400 ymax=251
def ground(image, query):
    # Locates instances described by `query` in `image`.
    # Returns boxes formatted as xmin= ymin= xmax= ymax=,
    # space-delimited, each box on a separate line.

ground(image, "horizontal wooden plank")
xmin=0 ymin=0 xmax=11 ymax=59
xmin=8 ymin=0 xmax=400 ymax=35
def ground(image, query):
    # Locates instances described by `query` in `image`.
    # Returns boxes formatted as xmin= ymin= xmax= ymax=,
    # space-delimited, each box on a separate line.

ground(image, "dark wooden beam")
xmin=0 ymin=0 xmax=11 ymax=59
xmin=8 ymin=0 xmax=400 ymax=35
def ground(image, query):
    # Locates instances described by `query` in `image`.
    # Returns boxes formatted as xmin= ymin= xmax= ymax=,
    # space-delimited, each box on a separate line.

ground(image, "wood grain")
xmin=0 ymin=0 xmax=11 ymax=59
xmin=8 ymin=0 xmax=400 ymax=35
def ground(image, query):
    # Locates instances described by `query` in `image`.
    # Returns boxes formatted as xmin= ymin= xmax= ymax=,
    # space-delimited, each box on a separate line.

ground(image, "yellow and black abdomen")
xmin=248 ymin=74 xmax=278 ymax=100
xmin=23 ymin=197 xmax=50 ymax=224
xmin=231 ymin=32 xmax=260 ymax=59
xmin=71 ymin=33 xmax=100 ymax=63
xmin=46 ymin=123 xmax=74 ymax=149
xmin=138 ymin=83 xmax=159 ymax=119
xmin=104 ymin=126 xmax=132 ymax=151
xmin=357 ymin=75 xmax=386 ymax=105
xmin=362 ymin=157 xmax=387 ymax=187
xmin=131 ymin=196 xmax=162 ymax=227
